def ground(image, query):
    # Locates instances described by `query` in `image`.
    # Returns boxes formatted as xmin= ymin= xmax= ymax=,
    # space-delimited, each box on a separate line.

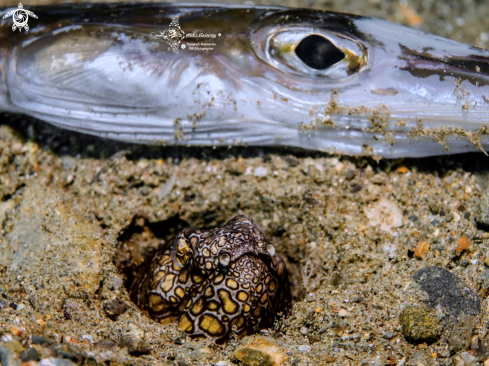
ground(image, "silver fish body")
xmin=1 ymin=3 xmax=489 ymax=158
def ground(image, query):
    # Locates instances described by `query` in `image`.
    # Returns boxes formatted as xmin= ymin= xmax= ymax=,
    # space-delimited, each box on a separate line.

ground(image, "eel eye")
xmin=172 ymin=237 xmax=192 ymax=268
xmin=219 ymin=252 xmax=231 ymax=267
xmin=295 ymin=35 xmax=345 ymax=70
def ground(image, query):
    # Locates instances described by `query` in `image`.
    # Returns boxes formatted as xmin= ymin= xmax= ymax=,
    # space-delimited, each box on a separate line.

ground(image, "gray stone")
xmin=475 ymin=188 xmax=489 ymax=227
xmin=449 ymin=315 xmax=475 ymax=352
xmin=20 ymin=347 xmax=40 ymax=362
xmin=413 ymin=267 xmax=481 ymax=319
xmin=0 ymin=346 xmax=12 ymax=366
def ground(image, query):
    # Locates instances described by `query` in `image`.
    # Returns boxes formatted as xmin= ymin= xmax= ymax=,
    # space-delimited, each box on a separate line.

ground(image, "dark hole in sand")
xmin=115 ymin=215 xmax=305 ymax=322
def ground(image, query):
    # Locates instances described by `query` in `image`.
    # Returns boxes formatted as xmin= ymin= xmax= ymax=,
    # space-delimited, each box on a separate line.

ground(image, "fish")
xmin=130 ymin=215 xmax=290 ymax=342
xmin=1 ymin=2 xmax=489 ymax=158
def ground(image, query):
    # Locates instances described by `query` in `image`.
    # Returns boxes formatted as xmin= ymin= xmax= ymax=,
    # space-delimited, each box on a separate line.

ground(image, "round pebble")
xmin=399 ymin=306 xmax=442 ymax=343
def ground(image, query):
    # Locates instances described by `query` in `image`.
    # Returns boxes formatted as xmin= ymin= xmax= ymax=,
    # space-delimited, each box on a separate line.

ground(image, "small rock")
xmin=254 ymin=167 xmax=268 ymax=177
xmin=284 ymin=155 xmax=299 ymax=167
xmin=3 ymin=340 xmax=25 ymax=353
xmin=413 ymin=267 xmax=481 ymax=319
xmin=408 ymin=351 xmax=434 ymax=366
xmin=338 ymin=309 xmax=349 ymax=317
xmin=0 ymin=346 xmax=12 ymax=366
xmin=62 ymin=300 xmax=81 ymax=321
xmin=186 ymin=346 xmax=214 ymax=361
xmin=298 ymin=345 xmax=311 ymax=352
xmin=459 ymin=352 xmax=478 ymax=366
xmin=455 ymin=236 xmax=472 ymax=253
xmin=299 ymin=327 xmax=308 ymax=335
xmin=106 ymin=275 xmax=123 ymax=290
xmin=475 ymin=189 xmax=489 ymax=227
xmin=53 ymin=349 xmax=78 ymax=362
xmin=21 ymin=348 xmax=40 ymax=362
xmin=103 ymin=300 xmax=127 ymax=320
xmin=39 ymin=358 xmax=78 ymax=366
xmin=8 ymin=325 xmax=24 ymax=337
xmin=234 ymin=336 xmax=287 ymax=366
xmin=399 ymin=306 xmax=442 ymax=343
xmin=445 ymin=213 xmax=454 ymax=223
xmin=382 ymin=331 xmax=394 ymax=339
xmin=94 ymin=339 xmax=118 ymax=350
xmin=216 ymin=361 xmax=231 ymax=366
xmin=32 ymin=335 xmax=56 ymax=346
xmin=363 ymin=198 xmax=403 ymax=234
xmin=120 ymin=335 xmax=150 ymax=356
xmin=434 ymin=344 xmax=451 ymax=358
xmin=414 ymin=241 xmax=430 ymax=259
xmin=429 ymin=204 xmax=440 ymax=215
xmin=449 ymin=315 xmax=475 ymax=352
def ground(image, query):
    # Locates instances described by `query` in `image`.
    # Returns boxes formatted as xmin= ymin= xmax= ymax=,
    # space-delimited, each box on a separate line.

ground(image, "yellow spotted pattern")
xmin=130 ymin=215 xmax=291 ymax=342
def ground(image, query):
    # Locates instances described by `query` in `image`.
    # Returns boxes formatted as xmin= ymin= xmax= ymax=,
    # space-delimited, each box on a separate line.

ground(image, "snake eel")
xmin=130 ymin=215 xmax=291 ymax=342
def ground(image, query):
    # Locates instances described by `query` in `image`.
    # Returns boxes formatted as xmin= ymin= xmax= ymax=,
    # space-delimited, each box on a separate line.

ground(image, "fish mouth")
xmin=399 ymin=44 xmax=489 ymax=87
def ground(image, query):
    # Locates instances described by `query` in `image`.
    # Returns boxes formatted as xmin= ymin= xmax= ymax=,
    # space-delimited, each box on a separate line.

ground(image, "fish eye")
xmin=295 ymin=35 xmax=345 ymax=70
xmin=252 ymin=26 xmax=368 ymax=80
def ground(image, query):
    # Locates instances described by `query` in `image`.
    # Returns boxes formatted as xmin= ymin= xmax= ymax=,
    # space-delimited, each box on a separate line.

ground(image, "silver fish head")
xmin=1 ymin=3 xmax=489 ymax=157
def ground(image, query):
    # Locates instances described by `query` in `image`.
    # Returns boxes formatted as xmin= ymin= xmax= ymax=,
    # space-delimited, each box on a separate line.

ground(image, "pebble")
xmin=120 ymin=325 xmax=150 ymax=356
xmin=382 ymin=331 xmax=394 ymax=339
xmin=413 ymin=266 xmax=481 ymax=318
xmin=300 ymin=327 xmax=308 ymax=335
xmin=120 ymin=335 xmax=151 ymax=356
xmin=20 ymin=347 xmax=40 ymax=362
xmin=39 ymin=358 xmax=78 ymax=366
xmin=298 ymin=345 xmax=311 ymax=352
xmin=103 ymin=300 xmax=127 ymax=320
xmin=0 ymin=346 xmax=13 ymax=366
xmin=338 ymin=309 xmax=349 ymax=317
xmin=449 ymin=315 xmax=475 ymax=352
xmin=455 ymin=236 xmax=472 ymax=253
xmin=475 ymin=188 xmax=489 ymax=227
xmin=234 ymin=336 xmax=287 ymax=366
xmin=363 ymin=198 xmax=403 ymax=234
xmin=253 ymin=167 xmax=268 ymax=177
xmin=413 ymin=241 xmax=430 ymax=259
xmin=399 ymin=306 xmax=442 ymax=343
xmin=32 ymin=335 xmax=56 ymax=346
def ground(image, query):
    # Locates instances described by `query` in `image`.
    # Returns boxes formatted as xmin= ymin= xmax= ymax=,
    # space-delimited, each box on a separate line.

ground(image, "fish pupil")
xmin=295 ymin=35 xmax=345 ymax=70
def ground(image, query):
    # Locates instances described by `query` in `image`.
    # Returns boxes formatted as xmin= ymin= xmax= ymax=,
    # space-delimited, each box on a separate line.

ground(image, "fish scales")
xmin=1 ymin=3 xmax=489 ymax=157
